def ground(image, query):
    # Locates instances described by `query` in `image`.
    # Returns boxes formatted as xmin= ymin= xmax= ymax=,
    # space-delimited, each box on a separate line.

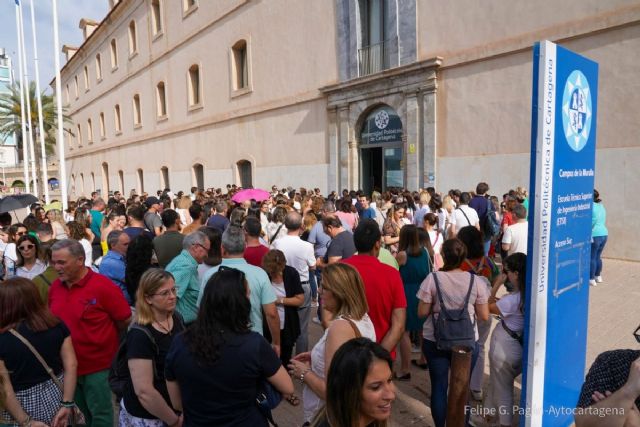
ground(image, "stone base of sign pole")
xmin=446 ymin=345 xmax=472 ymax=427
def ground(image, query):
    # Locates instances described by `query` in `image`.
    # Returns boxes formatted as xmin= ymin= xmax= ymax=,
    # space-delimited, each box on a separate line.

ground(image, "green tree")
xmin=0 ymin=81 xmax=72 ymax=195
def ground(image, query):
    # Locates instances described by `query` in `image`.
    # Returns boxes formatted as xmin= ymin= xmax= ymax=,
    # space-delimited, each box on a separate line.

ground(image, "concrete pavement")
xmin=272 ymin=258 xmax=640 ymax=426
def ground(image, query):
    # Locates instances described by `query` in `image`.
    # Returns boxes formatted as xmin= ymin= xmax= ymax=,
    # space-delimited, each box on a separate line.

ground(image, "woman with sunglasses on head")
xmin=3 ymin=223 xmax=28 ymax=279
xmin=288 ymin=263 xmax=376 ymax=426
xmin=15 ymin=235 xmax=46 ymax=280
xmin=0 ymin=278 xmax=78 ymax=427
xmin=311 ymin=338 xmax=396 ymax=427
xmin=165 ymin=267 xmax=293 ymax=426
xmin=119 ymin=269 xmax=185 ymax=427
xmin=480 ymin=253 xmax=527 ymax=427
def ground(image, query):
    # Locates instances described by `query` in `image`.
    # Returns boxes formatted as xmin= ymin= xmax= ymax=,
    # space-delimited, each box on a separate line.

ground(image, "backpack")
xmin=482 ymin=198 xmax=501 ymax=238
xmin=431 ymin=272 xmax=477 ymax=351
xmin=108 ymin=324 xmax=159 ymax=401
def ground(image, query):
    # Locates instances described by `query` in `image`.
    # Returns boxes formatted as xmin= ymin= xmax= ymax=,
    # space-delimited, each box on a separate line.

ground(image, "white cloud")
xmin=0 ymin=0 xmax=108 ymax=92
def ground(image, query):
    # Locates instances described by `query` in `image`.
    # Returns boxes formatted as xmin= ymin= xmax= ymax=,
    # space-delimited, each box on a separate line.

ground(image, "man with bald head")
xmin=271 ymin=210 xmax=316 ymax=353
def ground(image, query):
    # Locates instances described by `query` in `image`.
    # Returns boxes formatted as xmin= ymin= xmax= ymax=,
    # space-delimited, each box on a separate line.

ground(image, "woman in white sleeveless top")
xmin=288 ymin=263 xmax=376 ymax=425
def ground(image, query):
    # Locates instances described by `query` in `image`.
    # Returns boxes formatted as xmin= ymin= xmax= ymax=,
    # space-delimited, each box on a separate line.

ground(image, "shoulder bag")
xmin=431 ymin=272 xmax=477 ymax=351
xmin=9 ymin=328 xmax=86 ymax=426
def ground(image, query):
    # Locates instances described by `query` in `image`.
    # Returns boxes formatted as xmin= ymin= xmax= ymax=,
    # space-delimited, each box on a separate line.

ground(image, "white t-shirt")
xmin=502 ymin=222 xmax=528 ymax=255
xmin=497 ymin=292 xmax=524 ymax=332
xmin=428 ymin=230 xmax=444 ymax=255
xmin=79 ymin=238 xmax=93 ymax=267
xmin=451 ymin=205 xmax=479 ymax=229
xmin=271 ymin=281 xmax=286 ymax=330
xmin=270 ymin=235 xmax=315 ymax=281
xmin=4 ymin=243 xmax=18 ymax=277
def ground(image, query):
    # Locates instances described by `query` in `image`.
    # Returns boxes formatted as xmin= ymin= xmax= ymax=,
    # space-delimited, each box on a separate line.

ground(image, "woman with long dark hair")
xmin=165 ymin=267 xmax=293 ymax=426
xmin=261 ymin=250 xmax=305 ymax=367
xmin=396 ymin=225 xmax=431 ymax=379
xmin=312 ymin=338 xmax=395 ymax=427
xmin=590 ymin=189 xmax=608 ymax=286
xmin=3 ymin=223 xmax=27 ymax=279
xmin=484 ymin=253 xmax=527 ymax=427
xmin=0 ymin=278 xmax=77 ymax=427
xmin=15 ymin=235 xmax=46 ymax=280
xmin=456 ymin=225 xmax=499 ymax=402
xmin=416 ymin=238 xmax=490 ymax=427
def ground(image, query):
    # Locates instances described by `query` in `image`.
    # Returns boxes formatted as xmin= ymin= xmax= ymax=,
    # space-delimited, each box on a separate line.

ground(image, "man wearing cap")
xmin=144 ymin=196 xmax=164 ymax=237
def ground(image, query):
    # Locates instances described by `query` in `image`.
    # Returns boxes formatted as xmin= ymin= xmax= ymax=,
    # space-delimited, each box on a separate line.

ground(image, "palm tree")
xmin=0 ymin=81 xmax=72 ymax=195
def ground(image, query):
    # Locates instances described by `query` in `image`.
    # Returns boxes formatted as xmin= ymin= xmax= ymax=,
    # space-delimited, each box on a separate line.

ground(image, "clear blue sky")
xmin=0 ymin=0 xmax=108 ymax=92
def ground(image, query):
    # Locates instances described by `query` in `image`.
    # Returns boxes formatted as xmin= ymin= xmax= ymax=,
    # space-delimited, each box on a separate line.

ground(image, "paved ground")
xmin=272 ymin=258 xmax=640 ymax=427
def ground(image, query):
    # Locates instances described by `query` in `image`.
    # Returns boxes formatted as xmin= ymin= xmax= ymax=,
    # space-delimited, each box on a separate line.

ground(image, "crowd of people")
xmin=0 ymin=182 xmax=621 ymax=427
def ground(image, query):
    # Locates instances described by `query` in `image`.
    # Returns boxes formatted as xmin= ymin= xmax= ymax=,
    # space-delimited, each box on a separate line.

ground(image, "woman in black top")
xmin=262 ymin=249 xmax=305 ymax=367
xmin=120 ymin=268 xmax=185 ymax=426
xmin=0 ymin=277 xmax=77 ymax=427
xmin=165 ymin=267 xmax=294 ymax=426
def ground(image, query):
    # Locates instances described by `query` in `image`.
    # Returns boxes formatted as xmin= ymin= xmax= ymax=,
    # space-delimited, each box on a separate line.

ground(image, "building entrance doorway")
xmin=359 ymin=105 xmax=404 ymax=194
xmin=361 ymin=146 xmax=403 ymax=195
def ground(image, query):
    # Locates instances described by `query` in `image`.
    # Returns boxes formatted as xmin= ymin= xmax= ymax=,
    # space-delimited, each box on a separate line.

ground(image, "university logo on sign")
xmin=562 ymin=70 xmax=593 ymax=152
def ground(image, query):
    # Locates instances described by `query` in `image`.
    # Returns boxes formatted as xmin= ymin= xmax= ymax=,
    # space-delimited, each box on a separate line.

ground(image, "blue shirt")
xmin=592 ymin=202 xmax=608 ymax=237
xmin=98 ymin=250 xmax=130 ymax=304
xmin=469 ymin=195 xmax=489 ymax=220
xmin=361 ymin=207 xmax=376 ymax=220
xmin=166 ymin=250 xmax=200 ymax=324
xmin=206 ymin=214 xmax=230 ymax=234
xmin=308 ymin=221 xmax=331 ymax=258
xmin=198 ymin=258 xmax=276 ymax=335
xmin=90 ymin=209 xmax=104 ymax=239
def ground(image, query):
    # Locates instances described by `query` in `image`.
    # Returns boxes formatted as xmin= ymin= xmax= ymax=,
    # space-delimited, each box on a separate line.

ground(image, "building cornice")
xmin=320 ymin=57 xmax=442 ymax=95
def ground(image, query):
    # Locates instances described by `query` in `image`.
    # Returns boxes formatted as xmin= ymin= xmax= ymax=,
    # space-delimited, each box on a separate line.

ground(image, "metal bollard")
xmin=446 ymin=345 xmax=473 ymax=427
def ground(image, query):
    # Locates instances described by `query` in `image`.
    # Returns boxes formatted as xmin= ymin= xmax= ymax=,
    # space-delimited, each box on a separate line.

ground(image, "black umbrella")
xmin=0 ymin=194 xmax=40 ymax=213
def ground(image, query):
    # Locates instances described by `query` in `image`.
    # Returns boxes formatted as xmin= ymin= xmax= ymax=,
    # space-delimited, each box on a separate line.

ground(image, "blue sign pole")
xmin=521 ymin=40 xmax=599 ymax=426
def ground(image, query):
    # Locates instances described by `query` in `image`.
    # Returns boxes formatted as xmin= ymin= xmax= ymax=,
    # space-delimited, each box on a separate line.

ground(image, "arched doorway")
xmin=192 ymin=163 xmax=204 ymax=190
xmin=48 ymin=178 xmax=59 ymax=190
xmin=237 ymin=160 xmax=252 ymax=188
xmin=359 ymin=105 xmax=404 ymax=194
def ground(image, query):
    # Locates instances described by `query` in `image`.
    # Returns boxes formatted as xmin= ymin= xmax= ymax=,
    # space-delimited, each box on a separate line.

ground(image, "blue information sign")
xmin=522 ymin=41 xmax=599 ymax=426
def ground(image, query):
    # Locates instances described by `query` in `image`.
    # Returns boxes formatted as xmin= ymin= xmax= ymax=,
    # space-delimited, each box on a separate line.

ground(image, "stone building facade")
xmin=55 ymin=0 xmax=640 ymax=260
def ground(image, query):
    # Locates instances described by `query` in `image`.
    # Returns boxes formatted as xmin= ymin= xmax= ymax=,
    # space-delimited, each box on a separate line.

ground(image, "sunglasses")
xmin=153 ymin=287 xmax=177 ymax=298
xmin=18 ymin=244 xmax=35 ymax=251
xmin=634 ymin=325 xmax=640 ymax=344
xmin=16 ymin=231 xmax=26 ymax=237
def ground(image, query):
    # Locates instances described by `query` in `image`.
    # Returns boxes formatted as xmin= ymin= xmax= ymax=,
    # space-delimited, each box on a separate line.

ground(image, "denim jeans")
xmin=309 ymin=268 xmax=318 ymax=300
xmin=590 ymin=235 xmax=608 ymax=279
xmin=422 ymin=339 xmax=479 ymax=427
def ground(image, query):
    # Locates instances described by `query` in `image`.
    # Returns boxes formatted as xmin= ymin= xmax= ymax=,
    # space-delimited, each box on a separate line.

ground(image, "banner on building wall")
xmin=521 ymin=40 xmax=598 ymax=427
xmin=360 ymin=106 xmax=403 ymax=145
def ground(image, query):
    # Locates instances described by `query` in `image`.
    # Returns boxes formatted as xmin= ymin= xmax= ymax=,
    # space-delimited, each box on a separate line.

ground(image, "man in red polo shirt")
xmin=343 ymin=219 xmax=406 ymax=364
xmin=48 ymin=239 xmax=131 ymax=427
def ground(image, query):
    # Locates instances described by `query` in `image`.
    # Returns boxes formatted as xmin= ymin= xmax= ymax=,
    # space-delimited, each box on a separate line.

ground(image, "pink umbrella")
xmin=231 ymin=188 xmax=271 ymax=203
